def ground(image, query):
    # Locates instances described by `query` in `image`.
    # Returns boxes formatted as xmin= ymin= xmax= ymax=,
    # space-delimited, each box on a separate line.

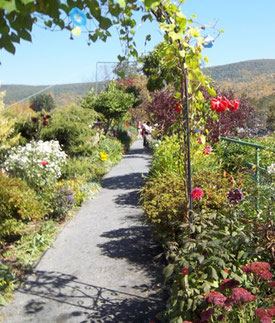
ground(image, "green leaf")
xmin=0 ymin=0 xmax=17 ymax=13
xmin=163 ymin=263 xmax=174 ymax=279
xmin=210 ymin=266 xmax=219 ymax=280
xmin=99 ymin=17 xmax=112 ymax=29
xmin=197 ymin=255 xmax=204 ymax=264
xmin=116 ymin=0 xmax=126 ymax=8
xmin=4 ymin=40 xmax=16 ymax=54
xmin=18 ymin=29 xmax=32 ymax=41
xmin=144 ymin=0 xmax=161 ymax=10
xmin=237 ymin=250 xmax=245 ymax=259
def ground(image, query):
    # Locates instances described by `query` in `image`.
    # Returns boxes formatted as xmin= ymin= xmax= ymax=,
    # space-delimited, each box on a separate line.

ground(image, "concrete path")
xmin=1 ymin=140 xmax=165 ymax=323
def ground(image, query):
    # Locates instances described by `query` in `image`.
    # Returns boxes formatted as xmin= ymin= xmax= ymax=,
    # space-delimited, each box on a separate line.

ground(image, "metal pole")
xmin=184 ymin=69 xmax=193 ymax=215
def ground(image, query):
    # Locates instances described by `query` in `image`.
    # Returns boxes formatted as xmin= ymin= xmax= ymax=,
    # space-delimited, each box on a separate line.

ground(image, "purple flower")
xmin=227 ymin=188 xmax=244 ymax=205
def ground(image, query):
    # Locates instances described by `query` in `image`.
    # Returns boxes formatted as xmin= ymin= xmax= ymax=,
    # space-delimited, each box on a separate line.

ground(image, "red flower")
xmin=205 ymin=291 xmax=227 ymax=306
xmin=42 ymin=120 xmax=48 ymax=126
xmin=203 ymin=145 xmax=212 ymax=155
xmin=173 ymin=102 xmax=182 ymax=114
xmin=125 ymin=121 xmax=130 ymax=127
xmin=268 ymin=281 xmax=275 ymax=288
xmin=211 ymin=96 xmax=227 ymax=113
xmin=220 ymin=279 xmax=240 ymax=290
xmin=31 ymin=117 xmax=38 ymax=123
xmin=241 ymin=262 xmax=272 ymax=280
xmin=230 ymin=287 xmax=256 ymax=305
xmin=45 ymin=114 xmax=51 ymax=119
xmin=30 ymin=104 xmax=35 ymax=109
xmin=224 ymin=270 xmax=229 ymax=274
xmin=217 ymin=314 xmax=225 ymax=321
xmin=191 ymin=188 xmax=204 ymax=200
xmin=201 ymin=308 xmax=214 ymax=321
xmin=40 ymin=160 xmax=48 ymax=166
xmin=229 ymin=99 xmax=240 ymax=111
xmin=182 ymin=265 xmax=189 ymax=275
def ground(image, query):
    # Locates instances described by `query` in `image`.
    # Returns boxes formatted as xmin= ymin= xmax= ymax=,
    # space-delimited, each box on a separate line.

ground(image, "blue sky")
xmin=1 ymin=0 xmax=275 ymax=86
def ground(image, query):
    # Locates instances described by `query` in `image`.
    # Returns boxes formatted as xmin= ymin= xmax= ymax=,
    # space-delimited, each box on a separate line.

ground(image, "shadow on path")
xmin=102 ymin=173 xmax=146 ymax=190
xmin=98 ymin=226 xmax=163 ymax=281
xmin=16 ymin=270 xmax=164 ymax=322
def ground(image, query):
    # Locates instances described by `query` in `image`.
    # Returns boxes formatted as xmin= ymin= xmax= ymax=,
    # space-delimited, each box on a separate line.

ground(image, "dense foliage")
xmin=82 ymin=81 xmax=136 ymax=133
xmin=30 ymin=93 xmax=55 ymax=112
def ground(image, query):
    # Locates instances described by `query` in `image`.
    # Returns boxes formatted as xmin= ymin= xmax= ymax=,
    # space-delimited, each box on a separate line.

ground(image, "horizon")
xmin=1 ymin=58 xmax=275 ymax=87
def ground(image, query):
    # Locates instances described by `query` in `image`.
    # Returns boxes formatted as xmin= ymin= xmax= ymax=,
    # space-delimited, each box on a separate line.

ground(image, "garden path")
xmin=1 ymin=140 xmax=165 ymax=323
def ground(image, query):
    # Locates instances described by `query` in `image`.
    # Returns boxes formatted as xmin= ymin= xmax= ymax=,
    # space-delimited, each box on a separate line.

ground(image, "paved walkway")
xmin=1 ymin=140 xmax=165 ymax=323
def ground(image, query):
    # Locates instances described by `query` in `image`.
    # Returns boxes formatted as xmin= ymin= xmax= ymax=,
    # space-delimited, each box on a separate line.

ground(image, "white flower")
xmin=267 ymin=163 xmax=275 ymax=175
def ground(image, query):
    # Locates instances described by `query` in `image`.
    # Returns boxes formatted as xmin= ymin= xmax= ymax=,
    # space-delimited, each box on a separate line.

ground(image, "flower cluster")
xmin=203 ymin=145 xmax=212 ymax=155
xmin=220 ymin=278 xmax=240 ymax=290
xmin=191 ymin=187 xmax=204 ymax=200
xmin=242 ymin=262 xmax=273 ymax=280
xmin=211 ymin=96 xmax=240 ymax=113
xmin=205 ymin=291 xmax=228 ymax=307
xmin=4 ymin=140 xmax=67 ymax=189
xmin=255 ymin=307 xmax=275 ymax=323
xmin=227 ymin=188 xmax=244 ymax=205
xmin=230 ymin=287 xmax=257 ymax=305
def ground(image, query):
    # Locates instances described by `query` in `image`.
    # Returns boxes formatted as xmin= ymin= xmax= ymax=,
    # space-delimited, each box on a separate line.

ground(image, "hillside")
xmin=1 ymin=59 xmax=275 ymax=107
xmin=205 ymin=59 xmax=275 ymax=98
xmin=1 ymin=82 xmax=107 ymax=107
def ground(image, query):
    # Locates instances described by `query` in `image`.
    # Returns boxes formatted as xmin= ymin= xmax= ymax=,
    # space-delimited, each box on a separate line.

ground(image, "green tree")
xmin=266 ymin=104 xmax=275 ymax=131
xmin=82 ymin=81 xmax=136 ymax=133
xmin=0 ymin=92 xmax=20 ymax=159
xmin=30 ymin=93 xmax=55 ymax=112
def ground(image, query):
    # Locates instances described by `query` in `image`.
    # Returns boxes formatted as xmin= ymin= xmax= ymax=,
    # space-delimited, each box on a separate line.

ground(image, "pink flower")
xmin=268 ymin=281 xmax=275 ymax=288
xmin=255 ymin=308 xmax=275 ymax=323
xmin=230 ymin=287 xmax=256 ymax=305
xmin=205 ymin=291 xmax=227 ymax=306
xmin=241 ymin=262 xmax=272 ymax=280
xmin=191 ymin=188 xmax=204 ymax=200
xmin=203 ymin=145 xmax=212 ymax=155
xmin=40 ymin=160 xmax=48 ymax=166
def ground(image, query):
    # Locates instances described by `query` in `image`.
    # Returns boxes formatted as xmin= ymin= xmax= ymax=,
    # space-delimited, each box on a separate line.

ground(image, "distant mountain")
xmin=2 ymin=59 xmax=275 ymax=107
xmin=205 ymin=59 xmax=275 ymax=98
xmin=1 ymin=82 xmax=107 ymax=107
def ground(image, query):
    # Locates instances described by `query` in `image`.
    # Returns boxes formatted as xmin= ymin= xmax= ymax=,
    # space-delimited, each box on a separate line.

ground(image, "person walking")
xmin=137 ymin=121 xmax=143 ymax=139
xmin=143 ymin=121 xmax=152 ymax=148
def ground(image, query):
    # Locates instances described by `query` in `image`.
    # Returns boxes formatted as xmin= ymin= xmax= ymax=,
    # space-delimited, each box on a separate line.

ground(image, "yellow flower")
xmin=72 ymin=26 xmax=81 ymax=36
xmin=100 ymin=151 xmax=108 ymax=161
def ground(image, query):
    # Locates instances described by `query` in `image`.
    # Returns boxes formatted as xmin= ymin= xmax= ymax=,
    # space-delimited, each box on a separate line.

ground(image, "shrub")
xmin=4 ymin=140 xmax=66 ymax=190
xmin=0 ymin=174 xmax=46 ymax=239
xmin=161 ymin=212 xmax=271 ymax=322
xmin=40 ymin=104 xmax=99 ymax=157
xmin=140 ymin=172 xmax=187 ymax=239
xmin=49 ymin=187 xmax=75 ymax=221
xmin=98 ymin=136 xmax=123 ymax=165
xmin=150 ymin=135 xmax=185 ymax=177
